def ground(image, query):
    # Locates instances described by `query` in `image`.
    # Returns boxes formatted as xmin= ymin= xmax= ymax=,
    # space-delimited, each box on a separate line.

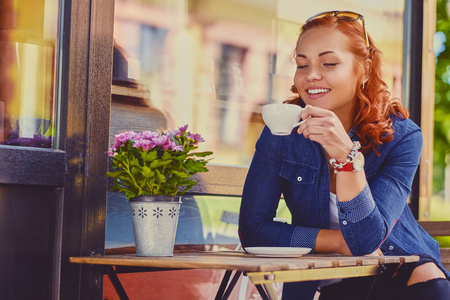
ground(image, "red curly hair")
xmin=285 ymin=14 xmax=409 ymax=154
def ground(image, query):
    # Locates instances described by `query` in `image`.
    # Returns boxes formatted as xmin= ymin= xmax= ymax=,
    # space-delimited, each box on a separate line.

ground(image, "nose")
xmin=306 ymin=67 xmax=322 ymax=82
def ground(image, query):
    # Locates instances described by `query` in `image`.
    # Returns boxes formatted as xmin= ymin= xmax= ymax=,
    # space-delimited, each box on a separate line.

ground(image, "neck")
xmin=334 ymin=107 xmax=355 ymax=132
xmin=335 ymin=96 xmax=357 ymax=131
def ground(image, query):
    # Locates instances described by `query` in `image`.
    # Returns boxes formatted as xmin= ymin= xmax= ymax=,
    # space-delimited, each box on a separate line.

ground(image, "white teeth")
xmin=308 ymin=89 xmax=330 ymax=95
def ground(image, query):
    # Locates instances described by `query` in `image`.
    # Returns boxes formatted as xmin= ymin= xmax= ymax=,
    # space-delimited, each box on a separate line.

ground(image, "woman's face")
xmin=294 ymin=27 xmax=362 ymax=119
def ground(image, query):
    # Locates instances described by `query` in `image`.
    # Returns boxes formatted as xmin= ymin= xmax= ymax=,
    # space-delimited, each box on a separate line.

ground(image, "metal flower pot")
xmin=129 ymin=195 xmax=181 ymax=256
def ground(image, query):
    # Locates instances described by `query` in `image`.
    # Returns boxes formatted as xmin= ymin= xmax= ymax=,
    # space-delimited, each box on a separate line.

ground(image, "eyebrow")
xmin=296 ymin=51 xmax=338 ymax=58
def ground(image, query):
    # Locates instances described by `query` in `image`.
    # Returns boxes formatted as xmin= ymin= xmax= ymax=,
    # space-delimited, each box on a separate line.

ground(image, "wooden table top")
xmin=70 ymin=251 xmax=419 ymax=273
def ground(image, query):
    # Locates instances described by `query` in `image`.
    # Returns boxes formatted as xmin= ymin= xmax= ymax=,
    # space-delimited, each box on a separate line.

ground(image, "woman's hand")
xmin=298 ymin=105 xmax=367 ymax=202
xmin=297 ymin=105 xmax=353 ymax=162
xmin=365 ymin=248 xmax=384 ymax=256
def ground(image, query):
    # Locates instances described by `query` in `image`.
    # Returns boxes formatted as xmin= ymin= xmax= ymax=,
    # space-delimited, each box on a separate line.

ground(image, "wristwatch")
xmin=329 ymin=141 xmax=364 ymax=173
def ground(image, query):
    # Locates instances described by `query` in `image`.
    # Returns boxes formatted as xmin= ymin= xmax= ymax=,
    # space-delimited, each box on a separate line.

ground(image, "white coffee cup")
xmin=262 ymin=103 xmax=305 ymax=136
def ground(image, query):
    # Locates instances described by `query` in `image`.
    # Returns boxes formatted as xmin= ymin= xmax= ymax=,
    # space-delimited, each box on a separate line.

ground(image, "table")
xmin=70 ymin=251 xmax=419 ymax=300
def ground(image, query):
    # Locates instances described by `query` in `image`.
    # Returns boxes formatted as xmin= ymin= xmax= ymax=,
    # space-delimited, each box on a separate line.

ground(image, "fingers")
xmin=299 ymin=122 xmax=328 ymax=139
xmin=297 ymin=110 xmax=334 ymax=137
xmin=296 ymin=106 xmax=353 ymax=160
xmin=300 ymin=104 xmax=312 ymax=120
xmin=300 ymin=104 xmax=332 ymax=120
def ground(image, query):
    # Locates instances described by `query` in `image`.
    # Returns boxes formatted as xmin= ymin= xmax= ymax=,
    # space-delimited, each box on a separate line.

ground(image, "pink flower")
xmin=108 ymin=148 xmax=116 ymax=156
xmin=172 ymin=145 xmax=183 ymax=151
xmin=168 ymin=128 xmax=182 ymax=138
xmin=168 ymin=125 xmax=187 ymax=138
xmin=179 ymin=124 xmax=188 ymax=132
xmin=168 ymin=139 xmax=183 ymax=151
xmin=153 ymin=135 xmax=172 ymax=150
xmin=132 ymin=139 xmax=154 ymax=151
xmin=114 ymin=131 xmax=138 ymax=148
xmin=110 ymin=125 xmax=206 ymax=157
xmin=188 ymin=133 xmax=205 ymax=143
xmin=140 ymin=130 xmax=161 ymax=140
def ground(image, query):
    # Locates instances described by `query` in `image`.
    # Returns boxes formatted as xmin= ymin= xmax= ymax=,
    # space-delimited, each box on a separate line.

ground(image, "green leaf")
xmin=185 ymin=145 xmax=198 ymax=152
xmin=131 ymin=165 xmax=142 ymax=175
xmin=155 ymin=169 xmax=166 ymax=182
xmin=129 ymin=156 xmax=141 ymax=167
xmin=106 ymin=171 xmax=124 ymax=178
xmin=179 ymin=179 xmax=197 ymax=186
xmin=173 ymin=154 xmax=187 ymax=162
xmin=166 ymin=176 xmax=178 ymax=185
xmin=141 ymin=150 xmax=158 ymax=162
xmin=192 ymin=151 xmax=213 ymax=157
xmin=183 ymin=159 xmax=209 ymax=172
xmin=150 ymin=159 xmax=172 ymax=169
xmin=162 ymin=151 xmax=172 ymax=160
xmin=171 ymin=170 xmax=192 ymax=179
xmin=142 ymin=166 xmax=155 ymax=178
xmin=111 ymin=154 xmax=127 ymax=164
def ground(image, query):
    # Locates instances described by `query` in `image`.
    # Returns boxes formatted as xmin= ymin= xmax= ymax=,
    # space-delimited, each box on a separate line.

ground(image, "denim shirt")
xmin=239 ymin=116 xmax=449 ymax=294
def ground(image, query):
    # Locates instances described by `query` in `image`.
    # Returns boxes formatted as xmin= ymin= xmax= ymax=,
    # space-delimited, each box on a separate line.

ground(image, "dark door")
xmin=0 ymin=0 xmax=114 ymax=299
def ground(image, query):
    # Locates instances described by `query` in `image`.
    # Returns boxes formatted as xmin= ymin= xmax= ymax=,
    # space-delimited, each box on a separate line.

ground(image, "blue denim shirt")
xmin=239 ymin=116 xmax=448 ymax=297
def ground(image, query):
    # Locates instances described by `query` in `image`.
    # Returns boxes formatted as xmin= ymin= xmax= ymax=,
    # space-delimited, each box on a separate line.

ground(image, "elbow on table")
xmin=351 ymin=243 xmax=383 ymax=256
xmin=238 ymin=221 xmax=279 ymax=248
xmin=238 ymin=223 xmax=257 ymax=247
xmin=347 ymin=225 xmax=389 ymax=256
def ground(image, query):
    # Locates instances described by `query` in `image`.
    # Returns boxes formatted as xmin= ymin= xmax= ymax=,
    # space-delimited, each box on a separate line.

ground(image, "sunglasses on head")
xmin=306 ymin=11 xmax=369 ymax=48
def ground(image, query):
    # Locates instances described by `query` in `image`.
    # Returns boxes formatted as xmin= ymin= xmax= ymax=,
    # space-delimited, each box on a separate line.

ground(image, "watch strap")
xmin=334 ymin=161 xmax=354 ymax=172
xmin=329 ymin=141 xmax=361 ymax=173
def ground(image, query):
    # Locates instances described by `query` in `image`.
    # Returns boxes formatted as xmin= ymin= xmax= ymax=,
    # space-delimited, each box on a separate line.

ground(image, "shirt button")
xmin=389 ymin=245 xmax=394 ymax=250
xmin=297 ymin=176 xmax=302 ymax=182
xmin=342 ymin=220 xmax=348 ymax=225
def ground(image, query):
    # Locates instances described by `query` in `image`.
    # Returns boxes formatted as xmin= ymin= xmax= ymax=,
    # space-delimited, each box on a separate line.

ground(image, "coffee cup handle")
xmin=293 ymin=119 xmax=306 ymax=128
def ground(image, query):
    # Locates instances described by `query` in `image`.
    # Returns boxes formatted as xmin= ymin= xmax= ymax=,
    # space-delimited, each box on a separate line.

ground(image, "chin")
xmin=305 ymin=102 xmax=328 ymax=110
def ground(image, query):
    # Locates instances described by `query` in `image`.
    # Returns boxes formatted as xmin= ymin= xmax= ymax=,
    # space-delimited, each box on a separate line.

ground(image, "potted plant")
xmin=107 ymin=124 xmax=212 ymax=256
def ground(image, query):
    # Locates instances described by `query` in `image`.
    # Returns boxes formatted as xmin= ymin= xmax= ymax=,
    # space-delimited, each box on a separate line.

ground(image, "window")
xmin=111 ymin=0 xmax=406 ymax=166
xmin=106 ymin=0 xmax=408 ymax=248
xmin=0 ymin=0 xmax=59 ymax=148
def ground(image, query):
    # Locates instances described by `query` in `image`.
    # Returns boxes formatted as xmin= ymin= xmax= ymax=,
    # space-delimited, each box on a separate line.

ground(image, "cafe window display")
xmin=111 ymin=0 xmax=405 ymax=166
xmin=0 ymin=0 xmax=59 ymax=148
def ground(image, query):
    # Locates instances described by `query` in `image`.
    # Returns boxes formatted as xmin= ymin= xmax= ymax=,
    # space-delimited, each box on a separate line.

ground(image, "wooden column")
xmin=419 ymin=0 xmax=436 ymax=220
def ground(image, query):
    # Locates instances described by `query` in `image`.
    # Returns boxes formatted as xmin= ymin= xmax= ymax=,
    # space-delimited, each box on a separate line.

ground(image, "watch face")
xmin=353 ymin=152 xmax=364 ymax=171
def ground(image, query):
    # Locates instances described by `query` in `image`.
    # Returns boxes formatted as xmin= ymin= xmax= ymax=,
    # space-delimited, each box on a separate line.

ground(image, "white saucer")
xmin=245 ymin=247 xmax=311 ymax=257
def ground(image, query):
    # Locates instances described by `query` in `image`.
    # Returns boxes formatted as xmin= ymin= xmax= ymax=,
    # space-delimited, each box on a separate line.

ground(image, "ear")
xmin=362 ymin=59 xmax=372 ymax=84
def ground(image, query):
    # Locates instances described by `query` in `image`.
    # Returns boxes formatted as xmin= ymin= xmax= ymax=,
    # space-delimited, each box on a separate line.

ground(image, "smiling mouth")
xmin=307 ymin=88 xmax=330 ymax=95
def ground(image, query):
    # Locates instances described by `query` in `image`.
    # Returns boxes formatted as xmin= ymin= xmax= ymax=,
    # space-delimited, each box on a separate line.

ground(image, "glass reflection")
xmin=111 ymin=0 xmax=405 ymax=166
xmin=0 ymin=0 xmax=58 ymax=148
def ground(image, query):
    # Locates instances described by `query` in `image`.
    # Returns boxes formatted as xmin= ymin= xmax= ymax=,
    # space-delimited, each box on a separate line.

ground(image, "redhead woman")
xmin=239 ymin=11 xmax=450 ymax=299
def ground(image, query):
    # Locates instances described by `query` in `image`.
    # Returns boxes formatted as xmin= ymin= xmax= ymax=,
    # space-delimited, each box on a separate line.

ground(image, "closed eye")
xmin=297 ymin=65 xmax=308 ymax=69
xmin=323 ymin=63 xmax=338 ymax=67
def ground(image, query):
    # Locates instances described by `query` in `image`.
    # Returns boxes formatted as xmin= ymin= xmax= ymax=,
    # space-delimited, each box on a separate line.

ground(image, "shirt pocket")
xmin=279 ymin=160 xmax=319 ymax=215
xmin=279 ymin=160 xmax=319 ymax=185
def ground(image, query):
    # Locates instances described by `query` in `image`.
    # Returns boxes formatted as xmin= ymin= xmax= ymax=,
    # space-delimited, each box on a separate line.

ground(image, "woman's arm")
xmin=239 ymin=127 xmax=321 ymax=251
xmin=298 ymin=107 xmax=423 ymax=255
xmin=338 ymin=122 xmax=422 ymax=255
xmin=315 ymin=229 xmax=352 ymax=255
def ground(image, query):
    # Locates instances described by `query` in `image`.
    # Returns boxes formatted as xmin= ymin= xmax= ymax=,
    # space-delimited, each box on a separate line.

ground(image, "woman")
xmin=238 ymin=11 xmax=450 ymax=299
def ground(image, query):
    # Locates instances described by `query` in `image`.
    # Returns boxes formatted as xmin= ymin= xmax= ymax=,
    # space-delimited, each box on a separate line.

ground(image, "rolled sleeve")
xmin=337 ymin=183 xmax=375 ymax=223
xmin=290 ymin=226 xmax=321 ymax=252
